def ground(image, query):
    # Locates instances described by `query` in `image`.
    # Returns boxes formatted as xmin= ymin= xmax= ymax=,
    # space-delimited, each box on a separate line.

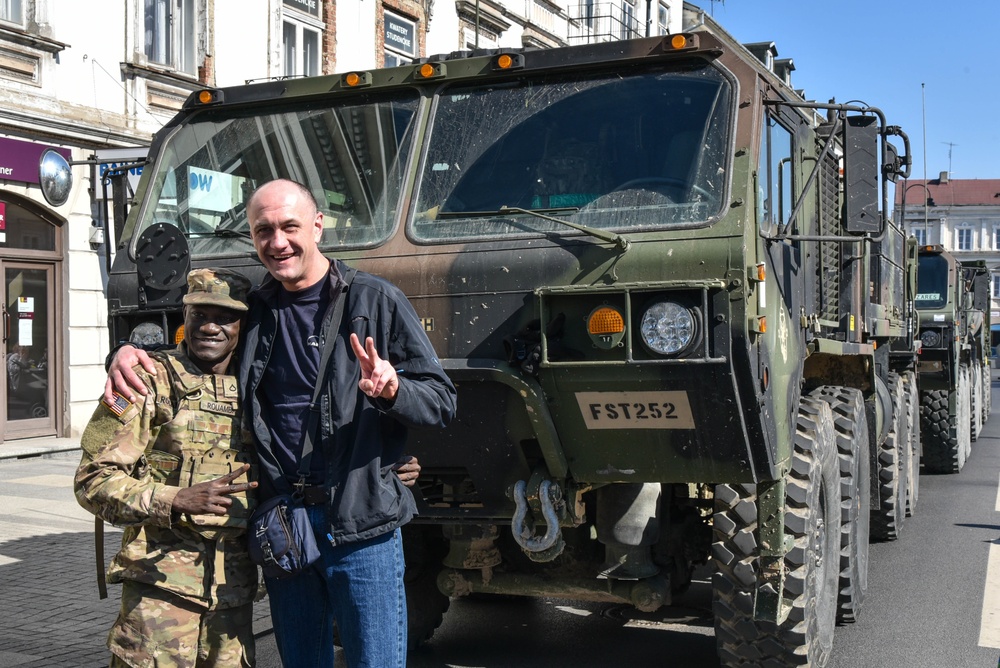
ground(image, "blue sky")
xmin=696 ymin=0 xmax=1000 ymax=180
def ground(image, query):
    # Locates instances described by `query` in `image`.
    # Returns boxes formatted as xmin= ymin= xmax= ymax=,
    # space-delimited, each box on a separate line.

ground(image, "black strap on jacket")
xmin=291 ymin=266 xmax=357 ymax=498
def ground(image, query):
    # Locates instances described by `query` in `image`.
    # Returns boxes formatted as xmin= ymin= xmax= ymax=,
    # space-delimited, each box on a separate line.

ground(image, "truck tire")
xmin=402 ymin=526 xmax=451 ymax=649
xmin=870 ymin=374 xmax=908 ymax=541
xmin=971 ymin=362 xmax=983 ymax=442
xmin=813 ymin=386 xmax=869 ymax=623
xmin=712 ymin=393 xmax=839 ymax=667
xmin=920 ymin=388 xmax=965 ymax=473
xmin=901 ymin=371 xmax=920 ymax=517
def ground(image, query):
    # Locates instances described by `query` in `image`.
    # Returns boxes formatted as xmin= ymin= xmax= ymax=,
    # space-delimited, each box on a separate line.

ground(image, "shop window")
xmin=0 ymin=199 xmax=56 ymax=252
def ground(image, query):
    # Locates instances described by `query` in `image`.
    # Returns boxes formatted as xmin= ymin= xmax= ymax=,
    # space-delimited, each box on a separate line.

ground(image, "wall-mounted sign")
xmin=283 ymin=0 xmax=319 ymax=18
xmin=94 ymin=147 xmax=148 ymax=201
xmin=0 ymin=137 xmax=72 ymax=186
xmin=385 ymin=12 xmax=417 ymax=58
xmin=0 ymin=201 xmax=5 ymax=244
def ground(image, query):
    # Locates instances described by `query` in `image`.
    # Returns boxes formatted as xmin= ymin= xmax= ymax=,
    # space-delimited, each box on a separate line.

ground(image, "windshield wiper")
xmin=187 ymin=228 xmax=253 ymax=240
xmin=499 ymin=206 xmax=630 ymax=253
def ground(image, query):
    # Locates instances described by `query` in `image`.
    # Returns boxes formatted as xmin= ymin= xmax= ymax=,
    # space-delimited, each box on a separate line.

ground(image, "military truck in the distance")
xmin=915 ymin=247 xmax=990 ymax=472
xmin=67 ymin=3 xmax=924 ymax=666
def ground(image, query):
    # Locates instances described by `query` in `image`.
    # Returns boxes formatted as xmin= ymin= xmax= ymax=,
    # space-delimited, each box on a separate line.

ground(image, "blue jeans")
xmin=265 ymin=505 xmax=407 ymax=668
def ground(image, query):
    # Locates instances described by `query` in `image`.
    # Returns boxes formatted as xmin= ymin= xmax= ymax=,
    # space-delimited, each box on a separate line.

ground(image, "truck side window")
xmin=758 ymin=113 xmax=793 ymax=232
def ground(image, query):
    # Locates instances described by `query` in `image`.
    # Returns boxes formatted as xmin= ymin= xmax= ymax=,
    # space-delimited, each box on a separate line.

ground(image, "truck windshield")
xmin=916 ymin=254 xmax=949 ymax=309
xmin=412 ymin=63 xmax=732 ymax=241
xmin=130 ymin=92 xmax=420 ymax=258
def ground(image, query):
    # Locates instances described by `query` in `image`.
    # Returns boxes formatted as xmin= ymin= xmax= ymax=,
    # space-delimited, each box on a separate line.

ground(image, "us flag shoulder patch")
xmin=102 ymin=392 xmax=132 ymax=417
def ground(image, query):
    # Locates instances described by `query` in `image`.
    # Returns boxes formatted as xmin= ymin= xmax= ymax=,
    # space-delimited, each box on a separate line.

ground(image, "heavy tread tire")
xmin=813 ymin=386 xmax=869 ymax=624
xmin=971 ymin=362 xmax=983 ymax=442
xmin=901 ymin=371 xmax=920 ymax=517
xmin=920 ymin=388 xmax=963 ymax=473
xmin=712 ymin=395 xmax=840 ymax=667
xmin=870 ymin=374 xmax=908 ymax=542
xmin=402 ymin=526 xmax=451 ymax=649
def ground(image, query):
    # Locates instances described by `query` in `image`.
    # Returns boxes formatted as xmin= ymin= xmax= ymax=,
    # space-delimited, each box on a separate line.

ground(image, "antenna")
xmin=942 ymin=141 xmax=958 ymax=175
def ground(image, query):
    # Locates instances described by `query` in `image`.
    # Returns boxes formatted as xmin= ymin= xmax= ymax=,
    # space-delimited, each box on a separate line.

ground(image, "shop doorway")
xmin=0 ymin=194 xmax=63 ymax=443
xmin=3 ymin=262 xmax=57 ymax=438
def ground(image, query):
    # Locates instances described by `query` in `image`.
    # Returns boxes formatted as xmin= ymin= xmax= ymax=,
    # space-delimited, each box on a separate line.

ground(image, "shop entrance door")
xmin=2 ymin=262 xmax=56 ymax=440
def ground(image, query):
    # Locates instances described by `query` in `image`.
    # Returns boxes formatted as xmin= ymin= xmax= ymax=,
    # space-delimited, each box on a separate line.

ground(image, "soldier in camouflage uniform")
xmin=76 ymin=268 xmax=258 ymax=668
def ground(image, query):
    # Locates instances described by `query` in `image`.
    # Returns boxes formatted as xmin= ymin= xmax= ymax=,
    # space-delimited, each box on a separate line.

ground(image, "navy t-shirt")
xmin=261 ymin=272 xmax=332 ymax=484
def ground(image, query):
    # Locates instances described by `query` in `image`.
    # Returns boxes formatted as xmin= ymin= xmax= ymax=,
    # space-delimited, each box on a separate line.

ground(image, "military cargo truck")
xmin=77 ymin=4 xmax=921 ymax=666
xmin=914 ymin=247 xmax=989 ymax=472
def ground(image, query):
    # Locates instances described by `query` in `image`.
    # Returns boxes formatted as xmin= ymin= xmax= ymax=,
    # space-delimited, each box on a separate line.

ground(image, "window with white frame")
xmin=657 ymin=2 xmax=670 ymax=35
xmin=619 ymin=1 xmax=635 ymax=40
xmin=283 ymin=20 xmax=321 ymax=77
xmin=993 ymin=274 xmax=1000 ymax=299
xmin=0 ymin=0 xmax=23 ymax=25
xmin=144 ymin=0 xmax=196 ymax=75
xmin=911 ymin=227 xmax=926 ymax=245
xmin=993 ymin=226 xmax=1000 ymax=250
xmin=957 ymin=226 xmax=973 ymax=251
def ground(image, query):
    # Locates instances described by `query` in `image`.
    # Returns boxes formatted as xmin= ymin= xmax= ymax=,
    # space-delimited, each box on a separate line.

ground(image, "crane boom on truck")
xmin=67 ymin=4 xmax=919 ymax=666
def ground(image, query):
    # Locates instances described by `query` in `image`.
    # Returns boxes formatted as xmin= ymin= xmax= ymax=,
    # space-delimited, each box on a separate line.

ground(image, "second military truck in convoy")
xmin=85 ymin=3 xmax=921 ymax=666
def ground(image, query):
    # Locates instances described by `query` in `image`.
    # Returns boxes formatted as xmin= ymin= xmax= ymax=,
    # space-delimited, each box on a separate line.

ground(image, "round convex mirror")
xmin=39 ymin=149 xmax=72 ymax=207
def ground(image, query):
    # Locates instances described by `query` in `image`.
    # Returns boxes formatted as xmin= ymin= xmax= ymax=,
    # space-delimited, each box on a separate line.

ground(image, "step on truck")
xmin=74 ymin=3 xmax=921 ymax=666
xmin=915 ymin=247 xmax=991 ymax=472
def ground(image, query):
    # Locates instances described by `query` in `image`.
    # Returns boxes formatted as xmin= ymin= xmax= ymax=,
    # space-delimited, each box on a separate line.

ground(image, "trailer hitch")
xmin=510 ymin=477 xmax=565 ymax=562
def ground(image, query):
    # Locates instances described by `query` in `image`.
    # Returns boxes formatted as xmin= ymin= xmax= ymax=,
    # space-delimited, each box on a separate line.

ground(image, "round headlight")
xmin=920 ymin=329 xmax=941 ymax=348
xmin=640 ymin=301 xmax=696 ymax=355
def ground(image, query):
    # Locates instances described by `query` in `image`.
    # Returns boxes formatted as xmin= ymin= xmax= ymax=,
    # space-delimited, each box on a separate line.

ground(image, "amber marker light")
xmin=416 ymin=62 xmax=445 ymax=79
xmin=664 ymin=33 xmax=698 ymax=51
xmin=341 ymin=71 xmax=371 ymax=87
xmin=174 ymin=325 xmax=185 ymax=345
xmin=588 ymin=306 xmax=626 ymax=350
xmin=491 ymin=53 xmax=523 ymax=71
xmin=196 ymin=89 xmax=222 ymax=105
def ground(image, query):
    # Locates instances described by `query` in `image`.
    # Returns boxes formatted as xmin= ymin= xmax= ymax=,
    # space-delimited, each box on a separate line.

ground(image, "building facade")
xmin=894 ymin=173 xmax=1000 ymax=324
xmin=0 ymin=0 xmax=683 ymax=443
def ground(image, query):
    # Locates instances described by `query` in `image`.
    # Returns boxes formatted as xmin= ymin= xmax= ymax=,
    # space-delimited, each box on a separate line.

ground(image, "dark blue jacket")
xmin=240 ymin=260 xmax=456 ymax=545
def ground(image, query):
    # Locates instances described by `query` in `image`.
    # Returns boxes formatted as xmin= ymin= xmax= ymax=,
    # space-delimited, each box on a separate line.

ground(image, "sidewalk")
xmin=0 ymin=445 xmax=275 ymax=667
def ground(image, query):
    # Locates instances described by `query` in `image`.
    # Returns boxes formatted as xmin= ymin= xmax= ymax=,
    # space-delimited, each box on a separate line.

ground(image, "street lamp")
xmin=899 ymin=180 xmax=935 ymax=244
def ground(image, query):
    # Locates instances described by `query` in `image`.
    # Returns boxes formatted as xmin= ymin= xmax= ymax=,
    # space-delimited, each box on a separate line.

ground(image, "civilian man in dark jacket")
xmin=106 ymin=178 xmax=457 ymax=668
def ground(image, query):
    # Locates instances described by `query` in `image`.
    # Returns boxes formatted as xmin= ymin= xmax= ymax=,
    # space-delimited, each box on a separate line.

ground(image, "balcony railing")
xmin=567 ymin=2 xmax=642 ymax=44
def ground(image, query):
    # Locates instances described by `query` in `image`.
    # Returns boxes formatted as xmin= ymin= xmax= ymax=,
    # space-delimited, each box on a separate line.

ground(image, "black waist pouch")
xmin=247 ymin=494 xmax=321 ymax=579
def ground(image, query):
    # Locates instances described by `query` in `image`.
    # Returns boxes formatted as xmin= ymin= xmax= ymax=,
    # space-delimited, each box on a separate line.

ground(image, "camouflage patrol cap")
xmin=182 ymin=268 xmax=251 ymax=312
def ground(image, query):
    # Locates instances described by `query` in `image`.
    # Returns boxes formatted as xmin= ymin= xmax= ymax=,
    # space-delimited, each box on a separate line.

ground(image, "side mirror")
xmin=39 ymin=149 xmax=72 ymax=207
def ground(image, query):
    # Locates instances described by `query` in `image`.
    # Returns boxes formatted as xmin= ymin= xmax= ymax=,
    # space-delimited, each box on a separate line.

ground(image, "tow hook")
xmin=510 ymin=478 xmax=565 ymax=562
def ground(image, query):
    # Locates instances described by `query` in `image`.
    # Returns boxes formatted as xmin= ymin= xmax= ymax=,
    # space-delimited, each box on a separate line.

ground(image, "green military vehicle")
xmin=915 ymin=248 xmax=990 ymax=472
xmin=70 ymin=3 xmax=922 ymax=666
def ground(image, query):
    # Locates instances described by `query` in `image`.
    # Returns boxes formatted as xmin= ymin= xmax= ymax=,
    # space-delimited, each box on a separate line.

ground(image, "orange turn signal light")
xmin=588 ymin=307 xmax=625 ymax=335
xmin=341 ymin=72 xmax=372 ymax=88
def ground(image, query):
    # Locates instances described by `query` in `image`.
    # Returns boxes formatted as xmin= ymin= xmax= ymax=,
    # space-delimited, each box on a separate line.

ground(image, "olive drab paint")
xmin=102 ymin=6 xmax=924 ymax=666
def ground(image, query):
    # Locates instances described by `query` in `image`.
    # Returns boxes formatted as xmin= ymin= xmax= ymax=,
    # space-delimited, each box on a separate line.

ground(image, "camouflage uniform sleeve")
xmin=74 ymin=363 xmax=179 ymax=528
